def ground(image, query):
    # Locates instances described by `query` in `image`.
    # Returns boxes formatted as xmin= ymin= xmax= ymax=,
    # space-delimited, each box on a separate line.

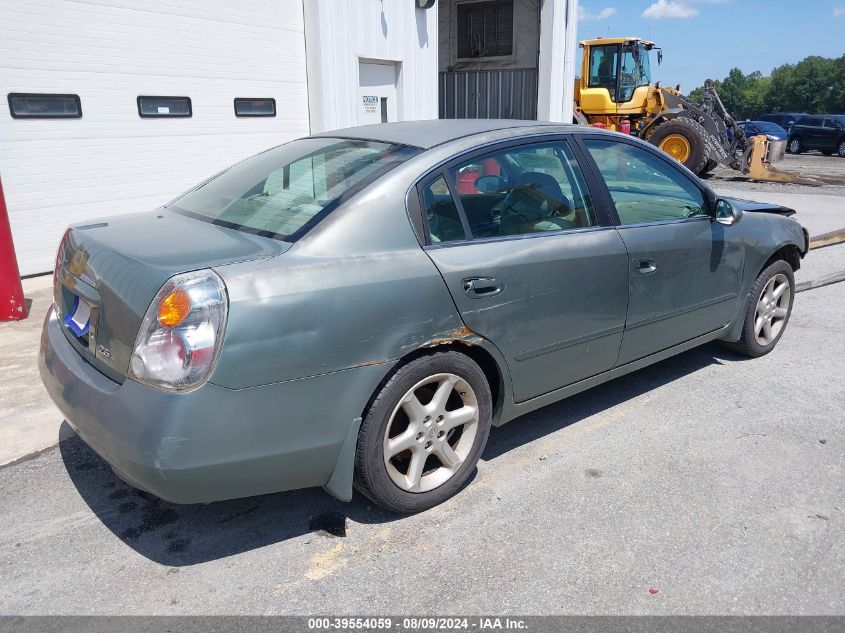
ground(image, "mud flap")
xmin=323 ymin=417 xmax=363 ymax=502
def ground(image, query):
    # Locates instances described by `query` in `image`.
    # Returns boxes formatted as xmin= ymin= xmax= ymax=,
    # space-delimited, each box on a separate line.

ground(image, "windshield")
xmin=169 ymin=138 xmax=420 ymax=240
xmin=619 ymin=43 xmax=651 ymax=102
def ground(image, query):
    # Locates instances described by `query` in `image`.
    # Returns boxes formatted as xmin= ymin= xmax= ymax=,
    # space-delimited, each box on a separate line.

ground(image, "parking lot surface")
xmin=1 ymin=283 xmax=842 ymax=615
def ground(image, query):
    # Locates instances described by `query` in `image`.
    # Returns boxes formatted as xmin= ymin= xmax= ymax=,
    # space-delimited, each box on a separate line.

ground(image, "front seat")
xmin=499 ymin=172 xmax=574 ymax=235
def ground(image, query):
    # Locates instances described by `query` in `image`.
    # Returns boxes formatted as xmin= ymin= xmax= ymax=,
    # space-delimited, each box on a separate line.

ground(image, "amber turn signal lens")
xmin=157 ymin=288 xmax=191 ymax=327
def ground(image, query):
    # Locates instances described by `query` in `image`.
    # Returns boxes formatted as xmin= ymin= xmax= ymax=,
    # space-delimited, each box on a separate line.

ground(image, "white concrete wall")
xmin=438 ymin=0 xmax=540 ymax=72
xmin=304 ymin=0 xmax=440 ymax=133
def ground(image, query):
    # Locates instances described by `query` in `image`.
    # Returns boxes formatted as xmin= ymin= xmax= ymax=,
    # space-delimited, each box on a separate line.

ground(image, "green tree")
xmin=688 ymin=55 xmax=845 ymax=118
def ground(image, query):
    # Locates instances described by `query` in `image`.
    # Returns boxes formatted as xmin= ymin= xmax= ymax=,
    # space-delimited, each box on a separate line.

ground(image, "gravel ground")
xmin=1 ymin=283 xmax=842 ymax=615
xmin=706 ymin=153 xmax=845 ymax=198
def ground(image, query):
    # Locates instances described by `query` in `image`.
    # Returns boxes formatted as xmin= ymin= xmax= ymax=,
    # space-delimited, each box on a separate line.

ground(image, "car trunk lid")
xmin=55 ymin=209 xmax=288 ymax=382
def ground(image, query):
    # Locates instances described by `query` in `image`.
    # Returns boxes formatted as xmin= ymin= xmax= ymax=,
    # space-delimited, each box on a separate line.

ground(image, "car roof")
xmin=313 ymin=119 xmax=577 ymax=150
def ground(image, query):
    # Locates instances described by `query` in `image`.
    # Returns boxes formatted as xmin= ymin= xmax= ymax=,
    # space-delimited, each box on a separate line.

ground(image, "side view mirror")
xmin=474 ymin=175 xmax=506 ymax=194
xmin=715 ymin=198 xmax=742 ymax=226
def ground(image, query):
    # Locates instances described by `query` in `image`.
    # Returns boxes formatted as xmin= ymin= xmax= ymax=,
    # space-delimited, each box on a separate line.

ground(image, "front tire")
xmin=723 ymin=260 xmax=794 ymax=358
xmin=838 ymin=141 xmax=845 ymax=158
xmin=787 ymin=137 xmax=802 ymax=154
xmin=354 ymin=351 xmax=492 ymax=513
xmin=648 ymin=117 xmax=710 ymax=175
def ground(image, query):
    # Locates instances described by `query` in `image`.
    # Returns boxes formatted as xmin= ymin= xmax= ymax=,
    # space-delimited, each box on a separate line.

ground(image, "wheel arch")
xmin=359 ymin=339 xmax=509 ymax=428
xmin=761 ymin=242 xmax=803 ymax=275
xmin=722 ymin=237 xmax=804 ymax=344
xmin=323 ymin=335 xmax=511 ymax=503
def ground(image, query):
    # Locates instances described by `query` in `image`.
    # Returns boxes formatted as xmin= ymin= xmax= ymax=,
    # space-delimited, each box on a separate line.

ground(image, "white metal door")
xmin=357 ymin=61 xmax=399 ymax=126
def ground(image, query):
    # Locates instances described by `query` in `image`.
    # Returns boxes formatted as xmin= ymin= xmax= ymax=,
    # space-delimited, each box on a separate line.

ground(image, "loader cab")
xmin=579 ymin=38 xmax=656 ymax=115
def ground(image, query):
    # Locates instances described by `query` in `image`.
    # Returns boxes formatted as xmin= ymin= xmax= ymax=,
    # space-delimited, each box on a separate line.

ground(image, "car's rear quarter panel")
xmin=209 ymin=164 xmax=470 ymax=391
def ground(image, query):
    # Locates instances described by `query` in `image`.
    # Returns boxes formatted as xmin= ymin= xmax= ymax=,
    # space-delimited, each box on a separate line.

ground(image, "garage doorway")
xmin=358 ymin=60 xmax=399 ymax=125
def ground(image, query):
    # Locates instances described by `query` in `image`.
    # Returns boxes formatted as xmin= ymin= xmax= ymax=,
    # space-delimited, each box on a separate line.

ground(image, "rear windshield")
xmin=169 ymin=138 xmax=420 ymax=240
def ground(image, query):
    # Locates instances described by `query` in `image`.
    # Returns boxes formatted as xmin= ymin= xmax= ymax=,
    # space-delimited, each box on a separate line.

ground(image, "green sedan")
xmin=40 ymin=120 xmax=809 ymax=513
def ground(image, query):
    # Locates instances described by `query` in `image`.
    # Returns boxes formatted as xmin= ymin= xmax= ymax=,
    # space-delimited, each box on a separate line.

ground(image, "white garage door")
xmin=0 ymin=0 xmax=310 ymax=276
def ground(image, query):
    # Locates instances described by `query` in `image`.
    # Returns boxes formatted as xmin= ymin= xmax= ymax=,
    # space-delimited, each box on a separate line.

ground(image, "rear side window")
xmin=584 ymin=139 xmax=706 ymax=225
xmin=170 ymin=138 xmax=419 ymax=240
xmin=421 ymin=177 xmax=467 ymax=244
xmin=448 ymin=141 xmax=597 ymax=239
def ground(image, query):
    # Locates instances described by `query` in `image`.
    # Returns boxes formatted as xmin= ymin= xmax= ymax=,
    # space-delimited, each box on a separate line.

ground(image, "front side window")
xmin=170 ymin=138 xmax=419 ymax=240
xmin=584 ymin=139 xmax=707 ymax=225
xmin=447 ymin=140 xmax=597 ymax=239
xmin=619 ymin=44 xmax=650 ymax=102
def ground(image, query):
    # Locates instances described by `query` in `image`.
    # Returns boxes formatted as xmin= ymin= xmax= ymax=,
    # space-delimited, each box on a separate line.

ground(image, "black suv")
xmin=758 ymin=112 xmax=805 ymax=131
xmin=787 ymin=115 xmax=845 ymax=157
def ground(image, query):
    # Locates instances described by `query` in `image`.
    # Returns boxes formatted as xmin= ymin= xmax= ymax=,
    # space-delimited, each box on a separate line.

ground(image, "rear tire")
xmin=354 ymin=351 xmax=492 ymax=513
xmin=722 ymin=260 xmax=794 ymax=358
xmin=838 ymin=141 xmax=845 ymax=158
xmin=648 ymin=117 xmax=710 ymax=175
xmin=787 ymin=137 xmax=802 ymax=154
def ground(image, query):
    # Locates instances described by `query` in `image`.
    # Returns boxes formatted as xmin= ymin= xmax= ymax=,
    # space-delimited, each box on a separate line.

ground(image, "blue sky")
xmin=577 ymin=0 xmax=845 ymax=91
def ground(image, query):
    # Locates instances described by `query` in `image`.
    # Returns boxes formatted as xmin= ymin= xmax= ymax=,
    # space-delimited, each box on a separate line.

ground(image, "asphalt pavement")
xmin=1 ymin=282 xmax=842 ymax=615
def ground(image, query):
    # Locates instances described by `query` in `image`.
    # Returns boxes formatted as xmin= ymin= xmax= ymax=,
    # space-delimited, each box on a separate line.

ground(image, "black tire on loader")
xmin=700 ymin=157 xmax=719 ymax=177
xmin=648 ymin=117 xmax=710 ymax=175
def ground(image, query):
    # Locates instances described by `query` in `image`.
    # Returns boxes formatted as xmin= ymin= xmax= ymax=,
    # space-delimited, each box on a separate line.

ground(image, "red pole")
xmin=0 ymin=177 xmax=28 ymax=321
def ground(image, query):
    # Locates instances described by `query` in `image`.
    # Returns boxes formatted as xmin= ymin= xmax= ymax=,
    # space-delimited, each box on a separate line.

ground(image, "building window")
xmin=137 ymin=96 xmax=192 ymax=118
xmin=234 ymin=98 xmax=276 ymax=117
xmin=456 ymin=0 xmax=513 ymax=59
xmin=8 ymin=93 xmax=81 ymax=119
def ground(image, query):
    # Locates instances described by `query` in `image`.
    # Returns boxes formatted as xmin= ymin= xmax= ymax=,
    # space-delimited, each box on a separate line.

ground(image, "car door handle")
xmin=463 ymin=277 xmax=502 ymax=297
xmin=636 ymin=259 xmax=658 ymax=274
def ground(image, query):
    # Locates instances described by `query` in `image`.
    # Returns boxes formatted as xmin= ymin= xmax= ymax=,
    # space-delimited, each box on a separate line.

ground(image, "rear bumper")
xmin=39 ymin=309 xmax=387 ymax=503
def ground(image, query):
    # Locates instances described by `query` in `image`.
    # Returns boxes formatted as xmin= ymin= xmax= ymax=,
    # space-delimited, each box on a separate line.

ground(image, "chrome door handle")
xmin=636 ymin=259 xmax=658 ymax=274
xmin=463 ymin=277 xmax=502 ymax=297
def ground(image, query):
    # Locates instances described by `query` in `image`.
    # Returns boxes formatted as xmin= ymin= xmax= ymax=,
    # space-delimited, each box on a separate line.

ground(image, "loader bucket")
xmin=742 ymin=136 xmax=845 ymax=186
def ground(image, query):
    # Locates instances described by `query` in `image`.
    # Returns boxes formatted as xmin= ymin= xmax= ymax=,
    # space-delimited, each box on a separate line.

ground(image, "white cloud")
xmin=834 ymin=7 xmax=845 ymax=17
xmin=642 ymin=0 xmax=699 ymax=19
xmin=578 ymin=6 xmax=618 ymax=21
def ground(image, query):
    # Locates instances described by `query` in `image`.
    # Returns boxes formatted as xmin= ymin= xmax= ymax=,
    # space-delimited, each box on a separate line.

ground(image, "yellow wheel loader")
xmin=574 ymin=37 xmax=838 ymax=185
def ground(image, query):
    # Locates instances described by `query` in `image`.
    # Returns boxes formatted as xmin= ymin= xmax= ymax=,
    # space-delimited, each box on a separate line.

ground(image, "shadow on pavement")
xmin=483 ymin=341 xmax=743 ymax=460
xmin=60 ymin=431 xmax=412 ymax=567
xmin=61 ymin=341 xmax=739 ymax=567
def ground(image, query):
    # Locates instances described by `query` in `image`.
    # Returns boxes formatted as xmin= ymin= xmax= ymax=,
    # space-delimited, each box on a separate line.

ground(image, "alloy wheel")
xmin=382 ymin=373 xmax=479 ymax=493
xmin=754 ymin=273 xmax=791 ymax=347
